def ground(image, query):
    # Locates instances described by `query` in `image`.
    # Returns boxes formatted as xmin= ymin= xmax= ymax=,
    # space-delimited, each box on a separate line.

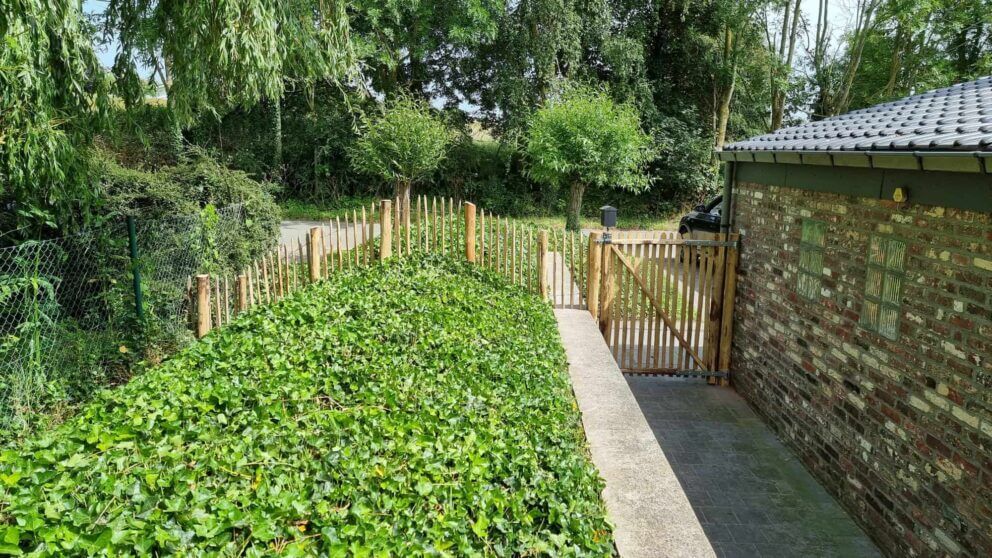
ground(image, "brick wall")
xmin=730 ymin=179 xmax=992 ymax=556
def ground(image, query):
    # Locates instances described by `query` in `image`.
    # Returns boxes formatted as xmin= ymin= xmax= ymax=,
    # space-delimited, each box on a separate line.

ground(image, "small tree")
xmin=525 ymin=87 xmax=654 ymax=231
xmin=349 ymin=98 xmax=452 ymax=204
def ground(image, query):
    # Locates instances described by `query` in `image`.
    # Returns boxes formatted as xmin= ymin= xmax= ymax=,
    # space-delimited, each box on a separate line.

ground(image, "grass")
xmin=280 ymin=197 xmax=678 ymax=231
xmin=0 ymin=256 xmax=614 ymax=556
xmin=280 ymin=196 xmax=379 ymax=221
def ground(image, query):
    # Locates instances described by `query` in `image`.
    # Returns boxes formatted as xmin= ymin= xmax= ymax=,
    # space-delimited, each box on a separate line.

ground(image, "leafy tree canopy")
xmin=524 ymin=85 xmax=653 ymax=229
xmin=348 ymin=0 xmax=500 ymax=99
xmin=105 ymin=0 xmax=353 ymax=124
xmin=348 ymin=97 xmax=454 ymax=201
xmin=1 ymin=0 xmax=113 ymax=241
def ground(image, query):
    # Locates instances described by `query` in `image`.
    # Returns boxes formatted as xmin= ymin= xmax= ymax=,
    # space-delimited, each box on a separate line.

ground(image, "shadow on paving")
xmin=625 ymin=376 xmax=882 ymax=558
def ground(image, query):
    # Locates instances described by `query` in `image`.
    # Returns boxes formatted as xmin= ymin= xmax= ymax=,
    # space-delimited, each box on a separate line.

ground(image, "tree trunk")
xmin=566 ymin=182 xmax=585 ymax=232
xmin=394 ymin=179 xmax=412 ymax=205
xmin=714 ymin=26 xmax=737 ymax=150
xmin=770 ymin=0 xmax=802 ymax=131
xmin=715 ymin=81 xmax=735 ymax=149
xmin=272 ymin=97 xmax=283 ymax=176
xmin=836 ymin=0 xmax=881 ymax=114
xmin=883 ymin=23 xmax=906 ymax=98
xmin=811 ymin=0 xmax=832 ymax=119
xmin=394 ymin=180 xmax=412 ymax=230
xmin=170 ymin=109 xmax=184 ymax=162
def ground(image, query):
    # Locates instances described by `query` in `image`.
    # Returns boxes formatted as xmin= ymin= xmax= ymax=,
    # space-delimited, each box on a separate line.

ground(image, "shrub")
xmin=0 ymin=256 xmax=614 ymax=556
xmin=524 ymin=86 xmax=654 ymax=230
xmin=437 ymin=137 xmax=545 ymax=216
xmin=99 ymin=150 xmax=281 ymax=269
xmin=96 ymin=104 xmax=178 ymax=170
xmin=349 ymin=97 xmax=453 ymax=205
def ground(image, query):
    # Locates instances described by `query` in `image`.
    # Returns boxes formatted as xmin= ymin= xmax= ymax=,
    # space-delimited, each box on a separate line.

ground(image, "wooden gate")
xmin=587 ymin=232 xmax=739 ymax=382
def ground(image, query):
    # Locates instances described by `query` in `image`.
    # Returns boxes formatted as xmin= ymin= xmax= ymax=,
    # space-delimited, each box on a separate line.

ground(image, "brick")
xmin=730 ymin=181 xmax=992 ymax=557
xmin=951 ymin=405 xmax=980 ymax=429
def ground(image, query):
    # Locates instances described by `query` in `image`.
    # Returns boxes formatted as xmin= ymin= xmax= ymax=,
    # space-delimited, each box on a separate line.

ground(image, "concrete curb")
xmin=555 ymin=309 xmax=715 ymax=558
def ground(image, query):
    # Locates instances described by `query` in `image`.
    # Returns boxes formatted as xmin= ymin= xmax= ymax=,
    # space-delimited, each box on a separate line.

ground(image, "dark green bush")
xmin=95 ymin=104 xmax=178 ymax=170
xmin=435 ymin=138 xmax=545 ymax=216
xmin=0 ymin=256 xmax=614 ymax=556
xmin=187 ymin=86 xmax=372 ymax=202
xmin=99 ymin=150 xmax=281 ymax=269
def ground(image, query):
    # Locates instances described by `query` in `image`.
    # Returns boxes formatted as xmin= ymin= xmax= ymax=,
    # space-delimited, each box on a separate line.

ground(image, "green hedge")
xmin=0 ymin=256 xmax=614 ymax=556
xmin=98 ymin=150 xmax=281 ymax=270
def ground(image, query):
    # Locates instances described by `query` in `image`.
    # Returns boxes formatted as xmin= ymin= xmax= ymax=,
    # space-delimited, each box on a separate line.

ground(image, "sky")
xmin=800 ymin=0 xmax=855 ymax=48
xmin=84 ymin=1 xmax=116 ymax=69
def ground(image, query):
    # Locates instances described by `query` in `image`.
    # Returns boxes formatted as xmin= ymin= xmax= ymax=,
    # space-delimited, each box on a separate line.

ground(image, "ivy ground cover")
xmin=0 ymin=256 xmax=614 ymax=556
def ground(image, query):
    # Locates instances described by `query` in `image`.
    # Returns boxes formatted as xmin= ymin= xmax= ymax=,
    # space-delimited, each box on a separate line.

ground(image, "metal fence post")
xmin=126 ymin=216 xmax=145 ymax=322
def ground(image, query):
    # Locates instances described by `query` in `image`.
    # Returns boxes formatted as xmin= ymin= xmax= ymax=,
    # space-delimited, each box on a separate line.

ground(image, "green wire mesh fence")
xmin=0 ymin=204 xmax=247 ymax=439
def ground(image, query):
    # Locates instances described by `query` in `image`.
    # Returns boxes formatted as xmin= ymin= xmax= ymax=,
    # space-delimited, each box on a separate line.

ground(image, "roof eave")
xmin=715 ymin=150 xmax=992 ymax=174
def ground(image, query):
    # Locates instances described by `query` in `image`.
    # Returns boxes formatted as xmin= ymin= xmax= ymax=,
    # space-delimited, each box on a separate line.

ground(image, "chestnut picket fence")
xmin=189 ymin=196 xmax=588 ymax=337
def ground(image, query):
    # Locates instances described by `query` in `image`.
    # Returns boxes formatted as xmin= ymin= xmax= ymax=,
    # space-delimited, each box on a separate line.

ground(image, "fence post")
xmin=380 ymin=199 xmax=392 ymax=261
xmin=464 ymin=202 xmax=477 ymax=263
xmin=598 ymin=240 xmax=614 ymax=335
xmin=537 ymin=230 xmax=548 ymax=298
xmin=718 ymin=240 xmax=739 ymax=386
xmin=195 ymin=274 xmax=211 ymax=338
xmin=236 ymin=274 xmax=248 ymax=314
xmin=126 ymin=216 xmax=145 ymax=322
xmin=308 ymin=227 xmax=321 ymax=282
xmin=587 ymin=231 xmax=602 ymax=320
xmin=705 ymin=245 xmax=725 ymax=384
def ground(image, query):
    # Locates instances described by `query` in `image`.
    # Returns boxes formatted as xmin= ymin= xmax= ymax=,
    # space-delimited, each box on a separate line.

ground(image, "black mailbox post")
xmin=600 ymin=205 xmax=617 ymax=244
xmin=600 ymin=205 xmax=617 ymax=228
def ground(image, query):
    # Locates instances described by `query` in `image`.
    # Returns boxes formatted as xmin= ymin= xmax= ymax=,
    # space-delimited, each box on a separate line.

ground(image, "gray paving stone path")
xmin=555 ymin=309 xmax=715 ymax=558
xmin=625 ymin=376 xmax=882 ymax=558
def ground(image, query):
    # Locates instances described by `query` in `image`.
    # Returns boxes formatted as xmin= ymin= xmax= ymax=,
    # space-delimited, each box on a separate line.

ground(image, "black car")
xmin=678 ymin=195 xmax=723 ymax=238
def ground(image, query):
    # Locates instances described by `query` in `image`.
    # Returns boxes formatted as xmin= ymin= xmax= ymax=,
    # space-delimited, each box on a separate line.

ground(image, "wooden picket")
xmin=197 ymin=196 xmax=592 ymax=331
xmin=589 ymin=233 xmax=739 ymax=383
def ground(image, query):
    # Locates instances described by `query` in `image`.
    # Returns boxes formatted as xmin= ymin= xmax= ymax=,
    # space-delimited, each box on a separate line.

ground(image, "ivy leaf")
xmin=0 ymin=257 xmax=614 ymax=554
xmin=471 ymin=514 xmax=490 ymax=540
xmin=64 ymin=453 xmax=89 ymax=468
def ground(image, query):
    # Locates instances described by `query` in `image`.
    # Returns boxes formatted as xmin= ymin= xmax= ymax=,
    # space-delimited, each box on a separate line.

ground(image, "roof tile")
xmin=724 ymin=77 xmax=992 ymax=152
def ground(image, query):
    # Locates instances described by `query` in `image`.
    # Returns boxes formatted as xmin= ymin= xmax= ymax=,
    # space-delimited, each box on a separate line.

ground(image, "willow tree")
xmin=524 ymin=86 xmax=654 ymax=231
xmin=348 ymin=98 xmax=452 ymax=205
xmin=104 ymin=0 xmax=353 ymax=160
xmin=1 ymin=0 xmax=112 ymax=240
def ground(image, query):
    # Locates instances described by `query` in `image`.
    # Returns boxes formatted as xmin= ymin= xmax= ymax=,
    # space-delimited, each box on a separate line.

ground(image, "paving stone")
xmin=626 ymin=375 xmax=881 ymax=557
xmin=554 ymin=310 xmax=716 ymax=557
